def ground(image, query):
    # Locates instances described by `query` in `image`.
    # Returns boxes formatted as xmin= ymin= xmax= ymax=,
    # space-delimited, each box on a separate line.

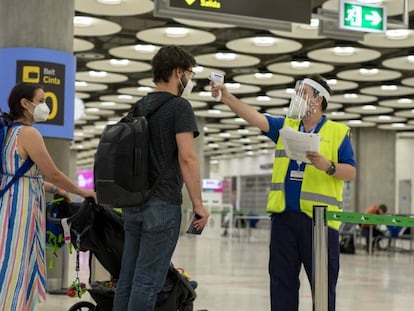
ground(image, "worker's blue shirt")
xmin=263 ymin=115 xmax=356 ymax=212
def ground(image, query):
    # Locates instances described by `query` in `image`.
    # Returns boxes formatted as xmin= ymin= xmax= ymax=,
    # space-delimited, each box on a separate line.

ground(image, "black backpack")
xmin=94 ymin=94 xmax=174 ymax=207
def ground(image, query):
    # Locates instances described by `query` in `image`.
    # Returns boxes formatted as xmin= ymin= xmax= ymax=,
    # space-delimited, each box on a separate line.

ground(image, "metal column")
xmin=313 ymin=205 xmax=328 ymax=311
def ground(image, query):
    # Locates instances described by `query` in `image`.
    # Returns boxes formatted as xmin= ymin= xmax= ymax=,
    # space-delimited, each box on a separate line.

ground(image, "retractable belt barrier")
xmin=326 ymin=211 xmax=414 ymax=227
xmin=314 ymin=208 xmax=414 ymax=311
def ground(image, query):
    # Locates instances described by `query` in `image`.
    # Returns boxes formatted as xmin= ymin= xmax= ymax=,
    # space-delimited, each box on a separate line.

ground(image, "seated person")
xmin=360 ymin=204 xmax=387 ymax=251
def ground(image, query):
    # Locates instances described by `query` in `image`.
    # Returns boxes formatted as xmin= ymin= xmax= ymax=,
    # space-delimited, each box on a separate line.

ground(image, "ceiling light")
xmin=110 ymin=59 xmax=129 ymax=66
xmin=359 ymin=68 xmax=379 ymax=75
xmin=331 ymin=112 xmax=345 ymax=116
xmin=348 ymin=120 xmax=362 ymax=124
xmin=89 ymin=71 xmax=107 ymax=78
xmin=286 ymin=88 xmax=295 ymax=94
xmin=75 ymin=81 xmax=88 ymax=87
xmin=240 ymin=138 xmax=251 ymax=143
xmin=254 ymin=73 xmax=273 ymax=79
xmin=97 ymin=0 xmax=122 ymax=4
xmin=385 ymin=29 xmax=410 ymax=40
xmin=327 ymin=79 xmax=337 ymax=85
xmin=256 ymin=96 xmax=271 ymax=101
xmin=379 ymin=115 xmax=391 ymax=120
xmin=391 ymin=123 xmax=406 ymax=128
xmin=381 ymin=85 xmax=398 ymax=91
xmin=208 ymin=109 xmax=222 ymax=114
xmin=333 ymin=47 xmax=355 ymax=56
xmin=198 ymin=91 xmax=211 ymax=97
xmin=118 ymin=95 xmax=132 ymax=99
xmin=215 ymin=52 xmax=237 ymax=61
xmin=299 ymin=18 xmax=319 ymax=30
xmin=237 ymin=129 xmax=250 ymax=134
xmin=101 ymin=101 xmax=116 ymax=107
xmin=225 ymin=83 xmax=241 ymax=89
xmin=290 ymin=61 xmax=310 ymax=69
xmin=74 ymin=16 xmax=94 ymax=27
xmin=134 ymin=44 xmax=156 ymax=53
xmin=165 ymin=27 xmax=189 ymax=38
xmin=208 ymin=143 xmax=220 ymax=148
xmin=407 ymin=55 xmax=414 ymax=63
xmin=193 ymin=66 xmax=204 ymax=73
xmin=344 ymin=93 xmax=359 ymax=99
xmin=253 ymin=37 xmax=276 ymax=47
xmin=235 ymin=118 xmax=247 ymax=123
xmin=137 ymin=86 xmax=153 ymax=92
xmin=362 ymin=105 xmax=377 ymax=110
xmin=219 ymin=133 xmax=231 ymax=137
xmin=398 ymin=98 xmax=413 ymax=104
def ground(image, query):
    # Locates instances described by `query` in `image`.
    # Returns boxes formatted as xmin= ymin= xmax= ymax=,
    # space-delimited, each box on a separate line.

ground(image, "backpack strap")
xmin=0 ymin=157 xmax=35 ymax=197
xmin=0 ymin=118 xmax=35 ymax=198
xmin=128 ymin=93 xmax=176 ymax=119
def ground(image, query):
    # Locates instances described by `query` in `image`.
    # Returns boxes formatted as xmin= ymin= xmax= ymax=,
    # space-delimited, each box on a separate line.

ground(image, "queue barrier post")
xmin=313 ymin=205 xmax=328 ymax=311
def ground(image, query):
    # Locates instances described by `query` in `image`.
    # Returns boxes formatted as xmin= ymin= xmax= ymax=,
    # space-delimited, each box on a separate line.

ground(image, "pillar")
xmin=353 ymin=127 xmax=396 ymax=213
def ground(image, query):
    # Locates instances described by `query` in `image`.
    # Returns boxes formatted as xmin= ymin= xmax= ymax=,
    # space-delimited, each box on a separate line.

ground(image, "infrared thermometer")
xmin=209 ymin=72 xmax=224 ymax=102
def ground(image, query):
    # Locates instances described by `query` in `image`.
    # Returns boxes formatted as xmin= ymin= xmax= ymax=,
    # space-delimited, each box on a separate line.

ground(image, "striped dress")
xmin=0 ymin=125 xmax=46 ymax=311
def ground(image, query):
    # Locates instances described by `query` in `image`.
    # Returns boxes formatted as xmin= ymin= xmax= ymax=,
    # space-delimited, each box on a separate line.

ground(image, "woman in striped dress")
xmin=0 ymin=82 xmax=96 ymax=311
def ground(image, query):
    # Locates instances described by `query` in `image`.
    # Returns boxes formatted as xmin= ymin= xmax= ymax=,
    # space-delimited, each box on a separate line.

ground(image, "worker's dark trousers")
xmin=269 ymin=211 xmax=340 ymax=311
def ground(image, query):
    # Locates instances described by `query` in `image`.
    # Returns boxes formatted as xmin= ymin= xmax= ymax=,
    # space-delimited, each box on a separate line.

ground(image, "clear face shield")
xmin=286 ymin=78 xmax=330 ymax=120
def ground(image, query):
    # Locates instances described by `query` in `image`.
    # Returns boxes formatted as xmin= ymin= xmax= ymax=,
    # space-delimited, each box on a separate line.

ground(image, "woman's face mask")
xmin=30 ymin=101 xmax=50 ymax=122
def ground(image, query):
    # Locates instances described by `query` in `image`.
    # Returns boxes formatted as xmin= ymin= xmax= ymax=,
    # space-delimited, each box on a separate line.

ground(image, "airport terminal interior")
xmin=4 ymin=0 xmax=414 ymax=310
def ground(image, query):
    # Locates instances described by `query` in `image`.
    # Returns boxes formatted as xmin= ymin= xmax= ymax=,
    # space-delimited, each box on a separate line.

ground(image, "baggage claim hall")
xmin=2 ymin=1 xmax=414 ymax=311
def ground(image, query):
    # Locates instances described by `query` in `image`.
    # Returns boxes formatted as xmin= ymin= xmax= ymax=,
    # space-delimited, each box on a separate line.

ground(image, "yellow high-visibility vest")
xmin=266 ymin=118 xmax=350 ymax=230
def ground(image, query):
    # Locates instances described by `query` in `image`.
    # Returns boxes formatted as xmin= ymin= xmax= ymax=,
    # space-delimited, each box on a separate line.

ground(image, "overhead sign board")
xmin=154 ymin=0 xmax=312 ymax=31
xmin=339 ymin=0 xmax=386 ymax=33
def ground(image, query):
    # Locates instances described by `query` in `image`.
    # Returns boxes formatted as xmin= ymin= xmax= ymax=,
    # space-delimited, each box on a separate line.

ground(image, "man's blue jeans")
xmin=113 ymin=197 xmax=182 ymax=311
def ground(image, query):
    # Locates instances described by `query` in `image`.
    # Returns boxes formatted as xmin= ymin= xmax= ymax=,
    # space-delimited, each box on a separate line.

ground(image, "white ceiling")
xmin=72 ymin=0 xmax=414 ymax=168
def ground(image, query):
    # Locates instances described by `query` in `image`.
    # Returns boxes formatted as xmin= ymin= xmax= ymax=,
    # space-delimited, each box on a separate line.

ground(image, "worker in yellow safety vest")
xmin=211 ymin=75 xmax=356 ymax=311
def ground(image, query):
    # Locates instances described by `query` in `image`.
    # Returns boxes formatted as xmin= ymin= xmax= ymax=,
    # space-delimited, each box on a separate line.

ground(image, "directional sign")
xmin=154 ymin=0 xmax=311 ymax=31
xmin=339 ymin=0 xmax=386 ymax=33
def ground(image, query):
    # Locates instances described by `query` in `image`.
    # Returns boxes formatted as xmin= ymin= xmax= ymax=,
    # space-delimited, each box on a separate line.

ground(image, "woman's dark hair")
xmin=152 ymin=45 xmax=196 ymax=84
xmin=308 ymin=75 xmax=331 ymax=112
xmin=5 ymin=82 xmax=43 ymax=121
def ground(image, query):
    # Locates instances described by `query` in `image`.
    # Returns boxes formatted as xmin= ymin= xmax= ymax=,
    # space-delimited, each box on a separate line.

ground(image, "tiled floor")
xmin=37 ymin=232 xmax=414 ymax=311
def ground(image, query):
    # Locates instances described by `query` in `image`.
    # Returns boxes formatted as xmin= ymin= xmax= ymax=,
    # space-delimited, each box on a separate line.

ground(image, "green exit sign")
xmin=339 ymin=0 xmax=386 ymax=33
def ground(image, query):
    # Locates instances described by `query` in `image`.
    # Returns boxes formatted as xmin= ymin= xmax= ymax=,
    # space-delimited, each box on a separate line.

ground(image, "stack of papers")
xmin=279 ymin=126 xmax=320 ymax=163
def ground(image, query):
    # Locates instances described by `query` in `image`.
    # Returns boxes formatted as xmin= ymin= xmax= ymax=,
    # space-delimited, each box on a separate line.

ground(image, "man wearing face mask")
xmin=113 ymin=45 xmax=209 ymax=311
xmin=211 ymin=75 xmax=356 ymax=311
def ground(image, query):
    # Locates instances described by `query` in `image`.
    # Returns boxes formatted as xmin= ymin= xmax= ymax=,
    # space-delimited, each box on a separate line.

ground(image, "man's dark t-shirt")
xmin=136 ymin=91 xmax=199 ymax=204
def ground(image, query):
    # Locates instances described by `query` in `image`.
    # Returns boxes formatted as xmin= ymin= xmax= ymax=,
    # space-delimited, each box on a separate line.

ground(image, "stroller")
xmin=47 ymin=197 xmax=197 ymax=311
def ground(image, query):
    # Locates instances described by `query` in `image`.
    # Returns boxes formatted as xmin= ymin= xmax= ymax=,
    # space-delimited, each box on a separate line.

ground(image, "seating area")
xmin=339 ymin=223 xmax=414 ymax=255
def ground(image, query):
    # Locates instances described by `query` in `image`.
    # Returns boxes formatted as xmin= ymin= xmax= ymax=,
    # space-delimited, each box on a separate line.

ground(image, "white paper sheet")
xmin=279 ymin=126 xmax=320 ymax=163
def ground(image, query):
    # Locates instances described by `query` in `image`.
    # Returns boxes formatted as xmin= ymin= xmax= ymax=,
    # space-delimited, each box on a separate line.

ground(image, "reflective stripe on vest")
xmin=266 ymin=117 xmax=349 ymax=230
